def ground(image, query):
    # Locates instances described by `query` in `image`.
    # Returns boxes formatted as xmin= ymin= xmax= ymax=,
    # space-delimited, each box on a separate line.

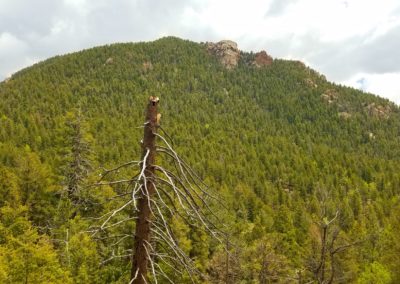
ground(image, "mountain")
xmin=0 ymin=37 xmax=399 ymax=283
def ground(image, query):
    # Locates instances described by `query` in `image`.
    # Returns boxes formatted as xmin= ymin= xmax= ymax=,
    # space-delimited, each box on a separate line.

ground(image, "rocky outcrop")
xmin=321 ymin=89 xmax=339 ymax=104
xmin=105 ymin=57 xmax=113 ymax=65
xmin=305 ymin=78 xmax=318 ymax=89
xmin=206 ymin=40 xmax=240 ymax=69
xmin=252 ymin=51 xmax=273 ymax=67
xmin=365 ymin=103 xmax=391 ymax=119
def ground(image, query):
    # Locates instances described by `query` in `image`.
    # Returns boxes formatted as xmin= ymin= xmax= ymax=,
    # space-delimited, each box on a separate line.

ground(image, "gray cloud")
xmin=355 ymin=26 xmax=400 ymax=74
xmin=0 ymin=0 xmax=61 ymax=37
xmin=0 ymin=0 xmax=197 ymax=78
xmin=303 ymin=24 xmax=400 ymax=81
xmin=243 ymin=22 xmax=400 ymax=85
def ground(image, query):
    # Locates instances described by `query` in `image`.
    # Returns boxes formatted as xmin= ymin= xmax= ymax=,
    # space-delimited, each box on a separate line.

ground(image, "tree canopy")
xmin=0 ymin=37 xmax=399 ymax=282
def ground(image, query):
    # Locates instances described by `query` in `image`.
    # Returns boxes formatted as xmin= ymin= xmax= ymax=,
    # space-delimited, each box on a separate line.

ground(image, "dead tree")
xmin=306 ymin=188 xmax=360 ymax=284
xmin=91 ymin=96 xmax=223 ymax=283
xmin=62 ymin=108 xmax=92 ymax=209
xmin=130 ymin=95 xmax=159 ymax=283
xmin=310 ymin=211 xmax=339 ymax=284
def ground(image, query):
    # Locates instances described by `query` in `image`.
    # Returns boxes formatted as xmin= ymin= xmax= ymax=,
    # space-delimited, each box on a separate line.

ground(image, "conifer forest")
xmin=0 ymin=37 xmax=399 ymax=283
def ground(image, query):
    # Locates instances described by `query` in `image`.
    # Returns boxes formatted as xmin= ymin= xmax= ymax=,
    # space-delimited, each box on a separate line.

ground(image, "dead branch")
xmin=90 ymin=97 xmax=224 ymax=283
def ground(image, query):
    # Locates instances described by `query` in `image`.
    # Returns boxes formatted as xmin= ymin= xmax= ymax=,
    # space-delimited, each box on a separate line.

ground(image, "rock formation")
xmin=305 ymin=78 xmax=318 ymax=88
xmin=252 ymin=50 xmax=273 ymax=67
xmin=321 ymin=89 xmax=339 ymax=104
xmin=105 ymin=57 xmax=114 ymax=65
xmin=206 ymin=40 xmax=240 ymax=69
xmin=365 ymin=103 xmax=391 ymax=119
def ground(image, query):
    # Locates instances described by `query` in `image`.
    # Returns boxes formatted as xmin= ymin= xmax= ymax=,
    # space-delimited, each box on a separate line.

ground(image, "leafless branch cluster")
xmin=90 ymin=129 xmax=223 ymax=282
xmin=306 ymin=188 xmax=362 ymax=284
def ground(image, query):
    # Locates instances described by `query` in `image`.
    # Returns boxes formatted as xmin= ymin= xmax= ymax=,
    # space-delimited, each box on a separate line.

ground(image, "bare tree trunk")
xmin=131 ymin=96 xmax=159 ymax=283
xmin=225 ymin=236 xmax=230 ymax=284
xmin=319 ymin=226 xmax=327 ymax=283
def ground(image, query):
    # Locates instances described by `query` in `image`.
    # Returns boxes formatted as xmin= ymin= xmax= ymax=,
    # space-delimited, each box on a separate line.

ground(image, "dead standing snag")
xmin=92 ymin=96 xmax=224 ymax=283
xmin=131 ymin=96 xmax=159 ymax=283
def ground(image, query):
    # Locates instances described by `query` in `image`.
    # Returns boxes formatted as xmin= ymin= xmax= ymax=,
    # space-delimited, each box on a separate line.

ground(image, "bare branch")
xmin=91 ymin=99 xmax=224 ymax=283
xmin=91 ymin=200 xmax=133 ymax=236
xmin=98 ymin=160 xmax=141 ymax=181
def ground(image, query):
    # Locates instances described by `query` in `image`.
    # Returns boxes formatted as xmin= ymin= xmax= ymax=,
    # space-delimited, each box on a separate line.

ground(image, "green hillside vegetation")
xmin=0 ymin=37 xmax=399 ymax=283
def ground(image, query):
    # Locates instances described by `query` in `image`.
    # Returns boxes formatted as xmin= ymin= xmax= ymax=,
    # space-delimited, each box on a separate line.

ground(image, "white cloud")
xmin=0 ymin=32 xmax=26 ymax=54
xmin=185 ymin=0 xmax=400 ymax=43
xmin=63 ymin=0 xmax=90 ymax=15
xmin=343 ymin=73 xmax=400 ymax=104
xmin=182 ymin=0 xmax=272 ymax=39
xmin=0 ymin=32 xmax=32 ymax=77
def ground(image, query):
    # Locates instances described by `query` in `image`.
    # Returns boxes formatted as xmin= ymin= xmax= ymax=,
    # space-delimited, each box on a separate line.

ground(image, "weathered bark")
xmin=131 ymin=96 xmax=159 ymax=283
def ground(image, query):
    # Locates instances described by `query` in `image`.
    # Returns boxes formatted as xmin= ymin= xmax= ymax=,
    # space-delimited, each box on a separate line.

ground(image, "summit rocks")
xmin=206 ymin=40 xmax=274 ymax=69
xmin=206 ymin=40 xmax=240 ymax=69
xmin=253 ymin=51 xmax=273 ymax=67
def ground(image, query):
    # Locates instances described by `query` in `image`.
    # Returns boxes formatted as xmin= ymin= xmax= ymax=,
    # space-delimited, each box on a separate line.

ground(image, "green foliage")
xmin=358 ymin=261 xmax=392 ymax=284
xmin=0 ymin=206 xmax=71 ymax=283
xmin=0 ymin=165 xmax=20 ymax=207
xmin=0 ymin=36 xmax=399 ymax=282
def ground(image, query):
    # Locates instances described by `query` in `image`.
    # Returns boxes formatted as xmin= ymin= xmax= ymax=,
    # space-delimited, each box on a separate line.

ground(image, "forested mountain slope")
xmin=0 ymin=37 xmax=399 ymax=283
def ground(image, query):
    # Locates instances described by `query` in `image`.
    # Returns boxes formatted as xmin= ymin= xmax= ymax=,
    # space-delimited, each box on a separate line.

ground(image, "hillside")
xmin=0 ymin=37 xmax=399 ymax=283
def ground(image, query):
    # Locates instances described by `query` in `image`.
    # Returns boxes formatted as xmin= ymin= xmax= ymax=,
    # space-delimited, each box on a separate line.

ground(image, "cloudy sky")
xmin=1 ymin=0 xmax=400 ymax=104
